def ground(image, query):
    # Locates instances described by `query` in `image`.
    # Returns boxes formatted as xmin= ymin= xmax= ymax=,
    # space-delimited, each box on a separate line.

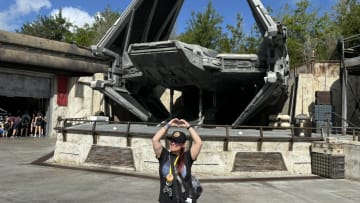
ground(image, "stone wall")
xmin=344 ymin=142 xmax=360 ymax=181
xmin=295 ymin=63 xmax=341 ymax=119
xmin=294 ymin=62 xmax=360 ymax=126
xmin=53 ymin=132 xmax=313 ymax=178
xmin=51 ymin=73 xmax=105 ymax=136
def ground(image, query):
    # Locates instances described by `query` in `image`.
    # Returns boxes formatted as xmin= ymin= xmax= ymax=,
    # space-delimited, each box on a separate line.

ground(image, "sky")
xmin=0 ymin=0 xmax=337 ymax=35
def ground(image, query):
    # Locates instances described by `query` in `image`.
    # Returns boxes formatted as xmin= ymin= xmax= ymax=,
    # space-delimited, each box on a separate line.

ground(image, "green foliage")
xmin=17 ymin=6 xmax=120 ymax=47
xmin=17 ymin=10 xmax=72 ymax=42
xmin=177 ymin=1 xmax=224 ymax=50
xmin=279 ymin=0 xmax=339 ymax=67
xmin=241 ymin=24 xmax=261 ymax=54
xmin=177 ymin=1 xmax=260 ymax=54
xmin=65 ymin=24 xmax=96 ymax=46
xmin=91 ymin=6 xmax=121 ymax=44
xmin=334 ymin=0 xmax=360 ymax=37
xmin=68 ymin=6 xmax=120 ymax=46
xmin=224 ymin=13 xmax=245 ymax=53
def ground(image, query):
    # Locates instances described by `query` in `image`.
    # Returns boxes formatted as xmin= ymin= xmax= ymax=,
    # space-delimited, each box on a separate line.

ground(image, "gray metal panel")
xmin=0 ymin=73 xmax=51 ymax=98
xmin=128 ymin=40 xmax=214 ymax=89
xmin=128 ymin=40 xmax=264 ymax=90
xmin=96 ymin=0 xmax=184 ymax=56
xmin=247 ymin=0 xmax=278 ymax=37
xmin=232 ymin=83 xmax=285 ymax=127
xmin=0 ymin=30 xmax=110 ymax=76
xmin=344 ymin=56 xmax=360 ymax=75
xmin=100 ymin=86 xmax=154 ymax=121
xmin=0 ymin=47 xmax=108 ymax=76
xmin=344 ymin=56 xmax=360 ymax=67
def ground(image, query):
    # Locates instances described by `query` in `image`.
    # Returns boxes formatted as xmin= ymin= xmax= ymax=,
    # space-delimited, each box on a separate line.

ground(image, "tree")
xmin=67 ymin=6 xmax=120 ymax=46
xmin=177 ymin=1 xmax=224 ymax=50
xmin=91 ymin=6 xmax=121 ymax=44
xmin=222 ymin=12 xmax=261 ymax=54
xmin=334 ymin=0 xmax=360 ymax=37
xmin=65 ymin=24 xmax=96 ymax=46
xmin=279 ymin=0 xmax=338 ymax=67
xmin=17 ymin=6 xmax=121 ymax=47
xmin=17 ymin=9 xmax=72 ymax=42
xmin=242 ymin=24 xmax=261 ymax=54
xmin=223 ymin=13 xmax=245 ymax=53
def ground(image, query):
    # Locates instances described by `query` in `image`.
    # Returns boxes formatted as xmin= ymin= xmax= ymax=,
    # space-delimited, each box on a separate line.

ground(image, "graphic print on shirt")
xmin=162 ymin=159 xmax=187 ymax=178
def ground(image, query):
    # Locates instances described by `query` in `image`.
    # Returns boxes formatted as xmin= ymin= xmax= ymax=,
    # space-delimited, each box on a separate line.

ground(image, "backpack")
xmin=190 ymin=175 xmax=202 ymax=199
xmin=4 ymin=122 xmax=10 ymax=130
xmin=22 ymin=115 xmax=31 ymax=125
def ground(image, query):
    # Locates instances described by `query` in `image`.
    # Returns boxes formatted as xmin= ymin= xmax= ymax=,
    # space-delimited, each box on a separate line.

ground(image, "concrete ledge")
xmin=343 ymin=141 xmax=360 ymax=181
xmin=53 ymin=126 xmax=316 ymax=177
xmin=311 ymin=138 xmax=360 ymax=181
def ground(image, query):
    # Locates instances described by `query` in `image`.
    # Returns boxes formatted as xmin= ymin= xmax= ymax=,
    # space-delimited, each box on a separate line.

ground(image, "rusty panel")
xmin=232 ymin=152 xmax=287 ymax=172
xmin=315 ymin=91 xmax=331 ymax=105
xmin=311 ymin=152 xmax=344 ymax=179
xmin=85 ymin=145 xmax=134 ymax=168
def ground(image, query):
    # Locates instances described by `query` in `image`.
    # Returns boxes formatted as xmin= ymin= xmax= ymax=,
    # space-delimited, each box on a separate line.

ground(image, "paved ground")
xmin=1 ymin=136 xmax=360 ymax=203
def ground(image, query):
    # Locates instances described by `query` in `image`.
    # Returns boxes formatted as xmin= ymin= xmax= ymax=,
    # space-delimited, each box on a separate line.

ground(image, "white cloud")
xmin=14 ymin=0 xmax=51 ymax=14
xmin=0 ymin=0 xmax=51 ymax=31
xmin=50 ymin=7 xmax=94 ymax=29
xmin=0 ymin=13 xmax=13 ymax=31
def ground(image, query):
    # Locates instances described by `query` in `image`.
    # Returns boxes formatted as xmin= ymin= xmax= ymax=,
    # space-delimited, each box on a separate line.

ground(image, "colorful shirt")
xmin=157 ymin=147 xmax=194 ymax=203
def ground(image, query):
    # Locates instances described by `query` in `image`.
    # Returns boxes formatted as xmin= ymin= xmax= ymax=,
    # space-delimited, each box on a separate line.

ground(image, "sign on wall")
xmin=57 ymin=76 xmax=68 ymax=106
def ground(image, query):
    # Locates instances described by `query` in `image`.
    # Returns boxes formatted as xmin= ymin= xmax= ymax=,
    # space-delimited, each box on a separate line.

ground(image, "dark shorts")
xmin=13 ymin=122 xmax=21 ymax=129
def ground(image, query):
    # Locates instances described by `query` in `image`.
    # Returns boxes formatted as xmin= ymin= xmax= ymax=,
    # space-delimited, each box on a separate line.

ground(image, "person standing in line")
xmin=3 ymin=117 xmax=10 ymax=137
xmin=0 ymin=120 xmax=4 ymax=137
xmin=29 ymin=113 xmax=36 ymax=136
xmin=20 ymin=113 xmax=31 ymax=136
xmin=41 ymin=116 xmax=47 ymax=136
xmin=7 ymin=116 xmax=15 ymax=137
xmin=152 ymin=118 xmax=202 ymax=203
xmin=34 ymin=113 xmax=43 ymax=137
xmin=12 ymin=115 xmax=21 ymax=137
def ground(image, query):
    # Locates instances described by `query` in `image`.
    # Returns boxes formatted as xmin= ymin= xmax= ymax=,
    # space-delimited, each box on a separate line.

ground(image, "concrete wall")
xmin=50 ymin=73 xmax=105 ymax=136
xmin=344 ymin=142 xmax=360 ymax=181
xmin=312 ymin=138 xmax=360 ymax=181
xmin=0 ymin=72 xmax=51 ymax=98
xmin=295 ymin=63 xmax=341 ymax=120
xmin=53 ymin=132 xmax=313 ymax=178
xmin=294 ymin=62 xmax=360 ymax=126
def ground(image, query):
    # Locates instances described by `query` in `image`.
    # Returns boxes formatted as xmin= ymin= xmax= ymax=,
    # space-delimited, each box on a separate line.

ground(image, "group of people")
xmin=0 ymin=112 xmax=46 ymax=137
xmin=2 ymin=114 xmax=202 ymax=202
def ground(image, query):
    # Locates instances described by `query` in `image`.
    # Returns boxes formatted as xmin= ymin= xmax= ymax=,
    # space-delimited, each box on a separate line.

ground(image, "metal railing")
xmin=327 ymin=111 xmax=360 ymax=141
xmin=55 ymin=117 xmax=360 ymax=153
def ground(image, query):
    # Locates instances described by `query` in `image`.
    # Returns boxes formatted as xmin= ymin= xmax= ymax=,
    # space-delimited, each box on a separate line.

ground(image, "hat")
xmin=167 ymin=131 xmax=186 ymax=143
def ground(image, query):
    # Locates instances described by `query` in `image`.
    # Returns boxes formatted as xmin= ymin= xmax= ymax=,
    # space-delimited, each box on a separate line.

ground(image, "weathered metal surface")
xmin=127 ymin=41 xmax=265 ymax=89
xmin=232 ymin=152 xmax=287 ymax=172
xmin=0 ymin=47 xmax=108 ymax=76
xmin=343 ymin=34 xmax=360 ymax=75
xmin=315 ymin=91 xmax=332 ymax=105
xmin=89 ymin=0 xmax=289 ymax=126
xmin=0 ymin=73 xmax=51 ymax=98
xmin=57 ymin=120 xmax=325 ymax=143
xmin=85 ymin=145 xmax=135 ymax=168
xmin=311 ymin=152 xmax=345 ymax=179
xmin=0 ymin=30 xmax=110 ymax=76
xmin=344 ymin=56 xmax=360 ymax=75
xmin=0 ymin=30 xmax=95 ymax=57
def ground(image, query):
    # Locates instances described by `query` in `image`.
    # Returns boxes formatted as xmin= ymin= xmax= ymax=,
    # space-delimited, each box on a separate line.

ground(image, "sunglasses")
xmin=169 ymin=141 xmax=183 ymax=146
